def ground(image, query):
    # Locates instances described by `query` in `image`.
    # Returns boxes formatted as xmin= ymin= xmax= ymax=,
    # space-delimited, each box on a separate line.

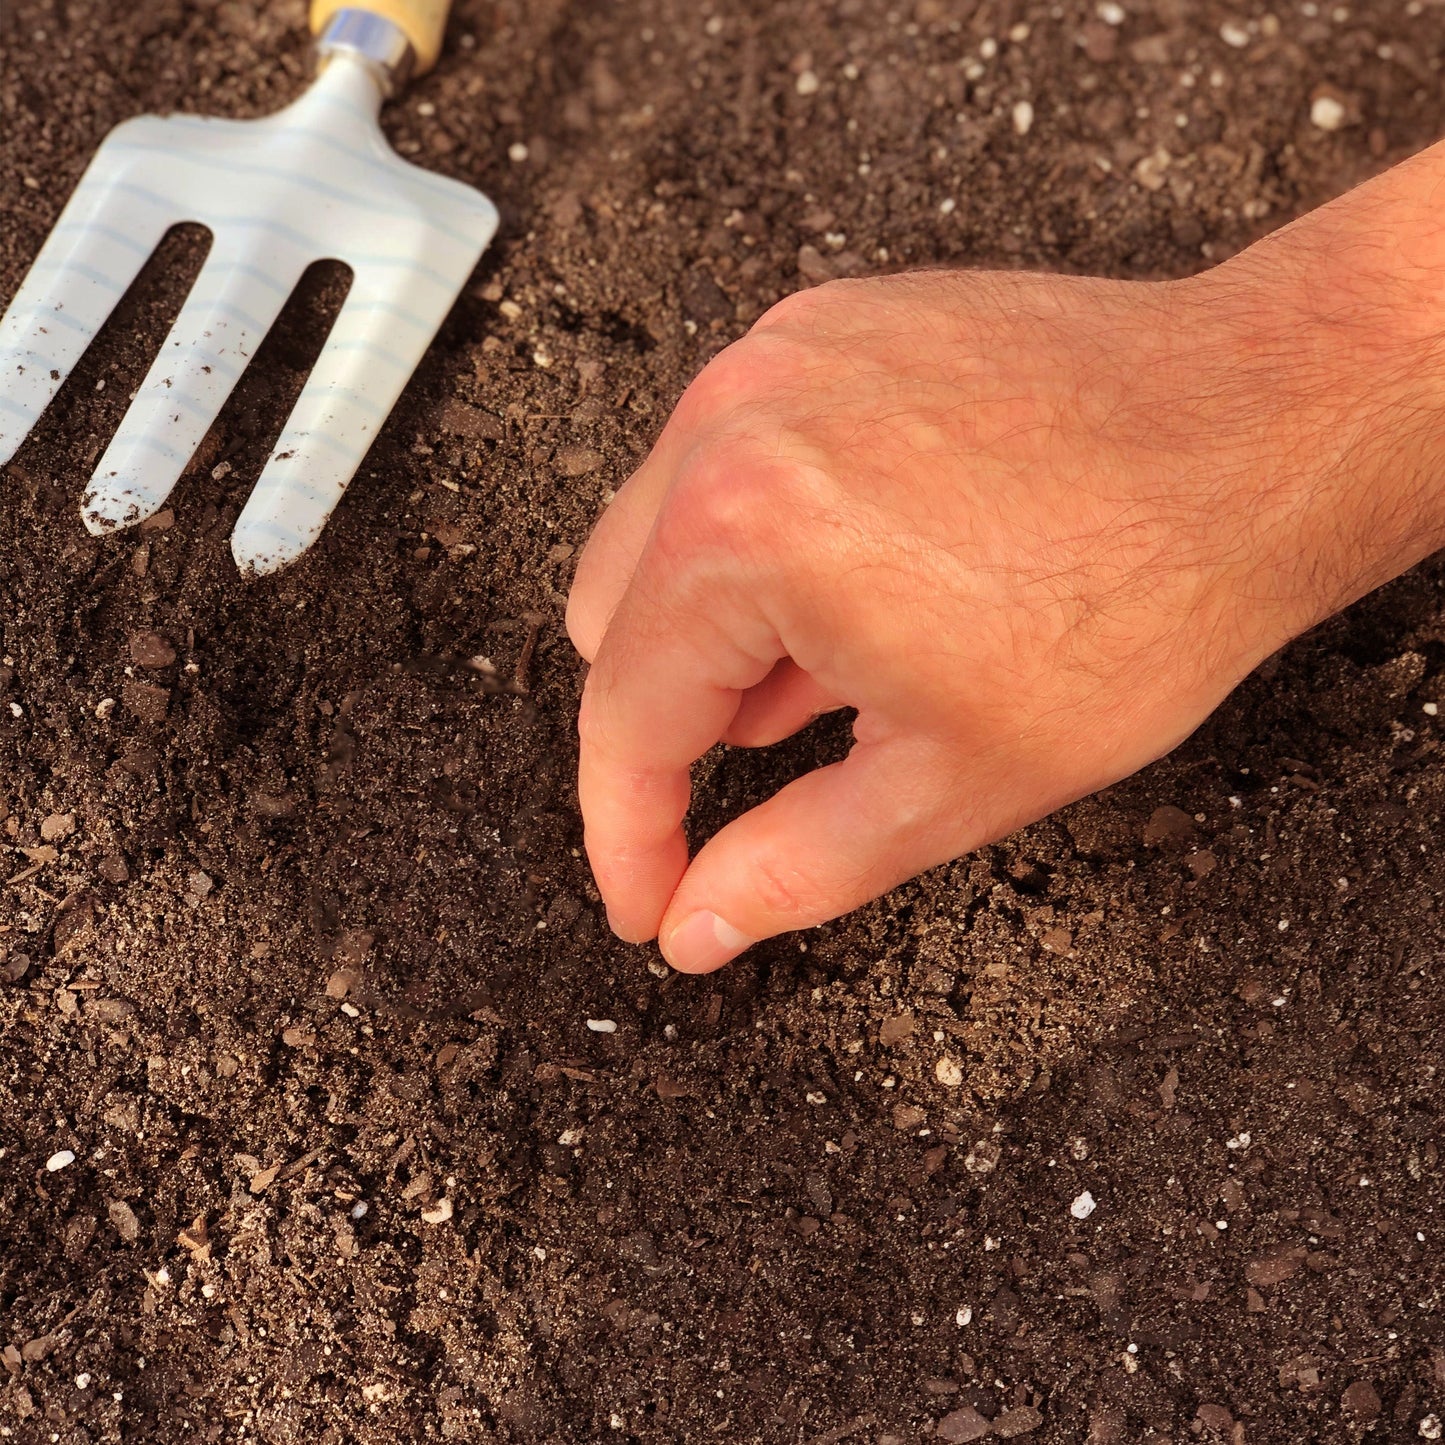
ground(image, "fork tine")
xmin=0 ymin=162 xmax=173 ymax=466
xmin=228 ymin=278 xmax=445 ymax=575
xmin=81 ymin=240 xmax=301 ymax=534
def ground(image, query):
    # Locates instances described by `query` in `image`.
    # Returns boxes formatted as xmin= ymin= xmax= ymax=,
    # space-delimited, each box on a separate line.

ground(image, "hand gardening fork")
xmin=0 ymin=1 xmax=498 ymax=575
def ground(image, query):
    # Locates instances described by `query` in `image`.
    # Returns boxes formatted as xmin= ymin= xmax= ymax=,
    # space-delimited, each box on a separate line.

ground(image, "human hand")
xmin=567 ymin=150 xmax=1445 ymax=972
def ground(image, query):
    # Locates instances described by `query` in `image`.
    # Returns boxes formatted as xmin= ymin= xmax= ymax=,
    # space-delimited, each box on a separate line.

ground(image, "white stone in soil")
xmin=421 ymin=1197 xmax=453 ymax=1225
xmin=1310 ymin=95 xmax=1347 ymax=131
xmin=46 ymin=1149 xmax=76 ymax=1172
xmin=1012 ymin=100 xmax=1034 ymax=136
xmin=1071 ymin=1190 xmax=1098 ymax=1220
xmin=586 ymin=1018 xmax=617 ymax=1033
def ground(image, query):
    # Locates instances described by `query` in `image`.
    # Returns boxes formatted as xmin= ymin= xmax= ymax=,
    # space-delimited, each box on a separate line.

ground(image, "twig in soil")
xmin=510 ymin=613 xmax=543 ymax=694
xmin=280 ymin=1145 xmax=328 ymax=1182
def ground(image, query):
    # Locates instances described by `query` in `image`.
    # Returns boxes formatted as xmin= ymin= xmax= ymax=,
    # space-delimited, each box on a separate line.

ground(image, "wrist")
xmin=1194 ymin=142 xmax=1445 ymax=646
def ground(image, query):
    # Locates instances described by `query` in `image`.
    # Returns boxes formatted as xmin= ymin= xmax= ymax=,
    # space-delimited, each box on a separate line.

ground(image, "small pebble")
xmin=1420 ymin=1415 xmax=1442 ymax=1440
xmin=1097 ymin=1 xmax=1126 ymax=22
xmin=421 ymin=1198 xmax=454 ymax=1225
xmin=1311 ymin=95 xmax=1347 ymax=130
xmin=935 ymin=1056 xmax=964 ymax=1087
xmin=1220 ymin=19 xmax=1251 ymax=46
xmin=1012 ymin=100 xmax=1035 ymax=135
xmin=1342 ymin=1380 xmax=1382 ymax=1422
xmin=795 ymin=69 xmax=819 ymax=95
xmin=937 ymin=1404 xmax=992 ymax=1442
xmin=507 ymin=141 xmax=529 ymax=162
xmin=351 ymin=1201 xmax=369 ymax=1220
xmin=46 ymin=1150 xmax=76 ymax=1172
xmin=1071 ymin=1190 xmax=1097 ymax=1220
xmin=75 ymin=1373 xmax=91 ymax=1390
xmin=586 ymin=1018 xmax=618 ymax=1033
xmin=129 ymin=631 xmax=177 ymax=669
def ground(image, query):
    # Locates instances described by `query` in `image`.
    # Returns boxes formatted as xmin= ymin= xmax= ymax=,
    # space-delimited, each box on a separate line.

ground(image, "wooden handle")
xmin=310 ymin=0 xmax=453 ymax=76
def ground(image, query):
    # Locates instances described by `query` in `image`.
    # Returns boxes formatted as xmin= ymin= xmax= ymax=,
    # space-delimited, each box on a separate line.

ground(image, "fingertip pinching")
xmin=660 ymin=910 xmax=754 ymax=973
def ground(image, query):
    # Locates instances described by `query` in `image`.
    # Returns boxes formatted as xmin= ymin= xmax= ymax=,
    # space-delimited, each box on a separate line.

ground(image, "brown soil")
xmin=3 ymin=1 xmax=1445 ymax=1442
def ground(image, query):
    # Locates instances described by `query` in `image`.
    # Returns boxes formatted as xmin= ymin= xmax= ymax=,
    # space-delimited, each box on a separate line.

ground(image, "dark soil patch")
xmin=3 ymin=1 xmax=1445 ymax=1441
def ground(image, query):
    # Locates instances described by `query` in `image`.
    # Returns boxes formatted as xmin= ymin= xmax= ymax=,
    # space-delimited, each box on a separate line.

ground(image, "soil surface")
xmin=3 ymin=1 xmax=1445 ymax=1442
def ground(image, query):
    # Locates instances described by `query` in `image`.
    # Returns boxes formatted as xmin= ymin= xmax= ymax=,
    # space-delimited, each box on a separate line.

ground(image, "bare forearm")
xmin=1199 ymin=140 xmax=1445 ymax=638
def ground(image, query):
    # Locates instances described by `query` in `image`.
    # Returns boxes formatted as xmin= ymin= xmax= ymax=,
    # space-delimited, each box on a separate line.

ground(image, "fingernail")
xmin=662 ymin=911 xmax=754 ymax=972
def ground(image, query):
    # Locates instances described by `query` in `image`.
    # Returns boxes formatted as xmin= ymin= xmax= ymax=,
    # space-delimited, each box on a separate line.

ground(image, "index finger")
xmin=577 ymin=508 xmax=783 ymax=942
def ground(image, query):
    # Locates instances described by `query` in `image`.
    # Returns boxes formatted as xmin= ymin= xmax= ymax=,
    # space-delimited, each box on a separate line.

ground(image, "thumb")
xmin=656 ymin=734 xmax=980 ymax=972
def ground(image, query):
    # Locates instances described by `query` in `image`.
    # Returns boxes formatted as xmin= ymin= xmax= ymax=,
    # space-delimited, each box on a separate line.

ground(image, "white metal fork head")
xmin=0 ymin=47 xmax=497 ymax=575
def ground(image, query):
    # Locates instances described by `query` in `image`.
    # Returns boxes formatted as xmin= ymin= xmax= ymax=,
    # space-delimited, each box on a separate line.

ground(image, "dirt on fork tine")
xmin=2 ymin=2 xmax=1444 ymax=1442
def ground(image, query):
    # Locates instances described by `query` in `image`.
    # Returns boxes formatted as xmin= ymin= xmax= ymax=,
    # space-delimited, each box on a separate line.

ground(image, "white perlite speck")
xmin=955 ymin=1305 xmax=973 ymax=1326
xmin=1220 ymin=20 xmax=1251 ymax=46
xmin=935 ymin=1056 xmax=964 ymax=1087
xmin=1097 ymin=1 xmax=1126 ymax=23
xmin=1071 ymin=1190 xmax=1098 ymax=1220
xmin=1012 ymin=100 xmax=1035 ymax=136
xmin=421 ymin=1197 xmax=453 ymax=1225
xmin=1311 ymin=95 xmax=1347 ymax=131
xmin=795 ymin=70 xmax=819 ymax=96
xmin=586 ymin=1018 xmax=617 ymax=1033
xmin=46 ymin=1149 xmax=76 ymax=1172
xmin=1420 ymin=1416 xmax=1442 ymax=1441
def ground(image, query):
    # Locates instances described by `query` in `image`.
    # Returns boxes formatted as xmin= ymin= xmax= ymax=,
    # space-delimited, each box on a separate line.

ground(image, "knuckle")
xmin=749 ymin=851 xmax=821 ymax=924
xmin=754 ymin=284 xmax=831 ymax=332
xmin=575 ymin=685 xmax=602 ymax=743
xmin=653 ymin=455 xmax=780 ymax=566
xmin=673 ymin=343 xmax=764 ymax=425
xmin=672 ymin=332 xmax=810 ymax=431
xmin=576 ymin=684 xmax=623 ymax=753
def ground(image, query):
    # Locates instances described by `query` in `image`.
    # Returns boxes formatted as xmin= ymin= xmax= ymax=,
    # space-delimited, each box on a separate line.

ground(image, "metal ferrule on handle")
xmin=309 ymin=0 xmax=453 ymax=81
xmin=314 ymin=9 xmax=416 ymax=96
